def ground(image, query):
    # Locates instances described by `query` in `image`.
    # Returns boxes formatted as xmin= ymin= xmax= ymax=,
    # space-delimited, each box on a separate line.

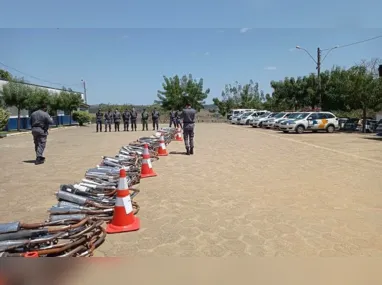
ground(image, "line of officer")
xmin=182 ymin=103 xmax=196 ymax=155
xmin=130 ymin=107 xmax=138 ymax=131
xmin=113 ymin=109 xmax=121 ymax=131
xmin=122 ymin=109 xmax=130 ymax=131
xmin=141 ymin=108 xmax=149 ymax=131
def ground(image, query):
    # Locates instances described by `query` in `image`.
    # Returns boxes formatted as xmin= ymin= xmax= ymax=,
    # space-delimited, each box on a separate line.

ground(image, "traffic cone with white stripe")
xmin=157 ymin=135 xmax=168 ymax=156
xmin=141 ymin=143 xmax=157 ymax=178
xmin=106 ymin=169 xmax=140 ymax=234
xmin=175 ymin=127 xmax=183 ymax=141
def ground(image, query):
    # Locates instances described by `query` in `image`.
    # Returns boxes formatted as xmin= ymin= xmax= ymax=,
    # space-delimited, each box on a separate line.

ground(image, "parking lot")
xmin=0 ymin=123 xmax=382 ymax=257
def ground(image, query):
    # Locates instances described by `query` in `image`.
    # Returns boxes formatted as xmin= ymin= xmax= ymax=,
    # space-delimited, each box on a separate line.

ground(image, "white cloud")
xmin=204 ymin=52 xmax=210 ymax=56
xmin=264 ymin=66 xmax=277 ymax=70
xmin=240 ymin=28 xmax=251 ymax=33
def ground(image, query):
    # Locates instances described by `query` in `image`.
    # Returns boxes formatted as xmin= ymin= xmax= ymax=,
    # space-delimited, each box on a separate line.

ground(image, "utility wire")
xmin=321 ymin=34 xmax=382 ymax=51
xmin=0 ymin=61 xmax=82 ymax=89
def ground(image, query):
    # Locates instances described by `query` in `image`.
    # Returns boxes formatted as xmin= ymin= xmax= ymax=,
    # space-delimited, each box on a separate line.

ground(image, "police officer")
xmin=141 ymin=108 xmax=149 ymax=131
xmin=130 ymin=107 xmax=138 ymax=131
xmin=181 ymin=103 xmax=196 ymax=155
xmin=113 ymin=109 xmax=121 ymax=132
xmin=122 ymin=109 xmax=130 ymax=131
xmin=30 ymin=104 xmax=54 ymax=165
xmin=175 ymin=110 xmax=183 ymax=129
xmin=152 ymin=108 xmax=160 ymax=131
xmin=95 ymin=109 xmax=103 ymax=132
xmin=104 ymin=109 xmax=112 ymax=132
xmin=169 ymin=110 xmax=176 ymax=127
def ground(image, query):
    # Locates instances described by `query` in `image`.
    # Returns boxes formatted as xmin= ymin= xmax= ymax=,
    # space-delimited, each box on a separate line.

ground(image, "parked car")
xmin=279 ymin=112 xmax=339 ymax=134
xmin=356 ymin=119 xmax=378 ymax=133
xmin=248 ymin=111 xmax=268 ymax=125
xmin=251 ymin=112 xmax=276 ymax=128
xmin=239 ymin=111 xmax=256 ymax=125
xmin=273 ymin=112 xmax=304 ymax=129
xmin=232 ymin=113 xmax=246 ymax=125
xmin=376 ymin=119 xmax=382 ymax=135
xmin=342 ymin=118 xmax=359 ymax=132
xmin=262 ymin=112 xmax=290 ymax=129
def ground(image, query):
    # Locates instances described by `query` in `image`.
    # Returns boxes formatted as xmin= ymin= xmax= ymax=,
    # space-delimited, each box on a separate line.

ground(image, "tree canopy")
xmin=156 ymin=74 xmax=210 ymax=111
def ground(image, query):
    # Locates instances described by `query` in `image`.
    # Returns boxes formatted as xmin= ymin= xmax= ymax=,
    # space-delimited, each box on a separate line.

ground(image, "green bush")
xmin=0 ymin=108 xmax=10 ymax=131
xmin=72 ymin=111 xmax=91 ymax=126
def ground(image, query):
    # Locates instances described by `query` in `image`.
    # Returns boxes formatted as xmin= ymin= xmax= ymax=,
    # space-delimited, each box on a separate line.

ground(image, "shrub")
xmin=0 ymin=108 xmax=10 ymax=131
xmin=72 ymin=111 xmax=91 ymax=126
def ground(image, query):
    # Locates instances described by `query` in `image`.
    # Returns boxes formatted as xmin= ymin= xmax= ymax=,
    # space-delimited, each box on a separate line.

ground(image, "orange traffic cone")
xmin=24 ymin=252 xmax=39 ymax=258
xmin=141 ymin=143 xmax=157 ymax=178
xmin=175 ymin=127 xmax=183 ymax=141
xmin=157 ymin=135 xmax=168 ymax=156
xmin=106 ymin=169 xmax=140 ymax=234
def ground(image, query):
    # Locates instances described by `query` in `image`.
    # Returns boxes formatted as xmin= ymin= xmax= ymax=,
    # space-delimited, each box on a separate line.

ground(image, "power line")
xmin=321 ymin=34 xmax=382 ymax=51
xmin=0 ymin=61 xmax=82 ymax=89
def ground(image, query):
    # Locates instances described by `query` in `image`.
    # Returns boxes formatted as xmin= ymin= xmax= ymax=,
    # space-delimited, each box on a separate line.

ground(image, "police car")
xmin=279 ymin=112 xmax=339 ymax=134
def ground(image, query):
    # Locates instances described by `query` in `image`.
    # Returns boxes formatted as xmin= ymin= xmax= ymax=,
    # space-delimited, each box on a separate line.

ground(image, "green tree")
xmin=0 ymin=69 xmax=12 ymax=81
xmin=156 ymin=74 xmax=210 ymax=111
xmin=0 ymin=81 xmax=32 ymax=131
xmin=49 ymin=94 xmax=65 ymax=126
xmin=27 ymin=88 xmax=51 ymax=112
xmin=60 ymin=91 xmax=84 ymax=125
xmin=0 ymin=107 xmax=10 ymax=130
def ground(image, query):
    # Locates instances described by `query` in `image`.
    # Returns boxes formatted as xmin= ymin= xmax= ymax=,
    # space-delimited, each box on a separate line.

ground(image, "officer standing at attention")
xmin=30 ymin=104 xmax=54 ymax=165
xmin=152 ymin=107 xmax=160 ymax=131
xmin=104 ymin=109 xmax=112 ymax=132
xmin=176 ymin=110 xmax=183 ymax=129
xmin=113 ymin=109 xmax=121 ymax=132
xmin=122 ymin=108 xmax=130 ymax=131
xmin=182 ymin=103 xmax=196 ymax=155
xmin=130 ymin=107 xmax=138 ymax=131
xmin=95 ymin=109 xmax=103 ymax=132
xmin=169 ymin=110 xmax=176 ymax=127
xmin=141 ymin=108 xmax=149 ymax=131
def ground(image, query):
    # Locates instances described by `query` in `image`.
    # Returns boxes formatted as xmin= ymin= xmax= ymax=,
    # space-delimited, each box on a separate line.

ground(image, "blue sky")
xmin=0 ymin=0 xmax=381 ymax=105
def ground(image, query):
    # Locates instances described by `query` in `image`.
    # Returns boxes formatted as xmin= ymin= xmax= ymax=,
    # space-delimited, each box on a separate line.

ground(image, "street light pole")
xmin=296 ymin=45 xmax=338 ymax=110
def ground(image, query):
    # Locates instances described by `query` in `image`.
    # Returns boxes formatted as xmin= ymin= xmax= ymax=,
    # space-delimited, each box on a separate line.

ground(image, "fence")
xmin=4 ymin=115 xmax=79 ymax=132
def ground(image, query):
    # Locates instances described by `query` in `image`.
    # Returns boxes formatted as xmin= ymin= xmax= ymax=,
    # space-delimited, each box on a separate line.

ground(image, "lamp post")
xmin=81 ymin=79 xmax=87 ymax=104
xmin=296 ymin=45 xmax=339 ymax=110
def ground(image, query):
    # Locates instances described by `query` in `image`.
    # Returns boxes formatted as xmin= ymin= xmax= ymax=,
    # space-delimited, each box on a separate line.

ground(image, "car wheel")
xmin=326 ymin=125 xmax=335 ymax=133
xmin=283 ymin=131 xmax=289 ymax=133
xmin=295 ymin=125 xmax=304 ymax=134
xmin=312 ymin=130 xmax=318 ymax=133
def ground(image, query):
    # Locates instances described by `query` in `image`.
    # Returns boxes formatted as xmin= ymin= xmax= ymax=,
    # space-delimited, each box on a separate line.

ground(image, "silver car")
xmin=251 ymin=112 xmax=275 ymax=128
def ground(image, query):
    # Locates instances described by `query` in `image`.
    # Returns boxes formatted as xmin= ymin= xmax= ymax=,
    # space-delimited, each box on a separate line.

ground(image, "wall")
xmin=4 ymin=115 xmax=78 ymax=131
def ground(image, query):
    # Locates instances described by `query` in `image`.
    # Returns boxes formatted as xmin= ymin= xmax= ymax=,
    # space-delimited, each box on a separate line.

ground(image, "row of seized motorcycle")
xmin=0 ymin=128 xmax=177 ymax=257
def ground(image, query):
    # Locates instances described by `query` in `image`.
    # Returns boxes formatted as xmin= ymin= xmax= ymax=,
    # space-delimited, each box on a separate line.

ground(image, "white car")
xmin=248 ymin=111 xmax=268 ymax=125
xmin=273 ymin=112 xmax=303 ymax=129
xmin=262 ymin=112 xmax=290 ymax=129
xmin=279 ymin=112 xmax=339 ymax=134
xmin=251 ymin=112 xmax=276 ymax=128
xmin=232 ymin=114 xmax=245 ymax=125
xmin=239 ymin=111 xmax=258 ymax=125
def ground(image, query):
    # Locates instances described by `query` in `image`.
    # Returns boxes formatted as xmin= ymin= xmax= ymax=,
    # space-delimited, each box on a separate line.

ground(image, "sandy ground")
xmin=0 ymin=123 xmax=382 ymax=258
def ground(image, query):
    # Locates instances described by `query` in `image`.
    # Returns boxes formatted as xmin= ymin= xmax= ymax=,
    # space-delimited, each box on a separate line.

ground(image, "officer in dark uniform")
xmin=104 ymin=110 xmax=112 ymax=132
xmin=130 ymin=107 xmax=138 ymax=131
xmin=169 ymin=110 xmax=176 ymax=127
xmin=113 ymin=109 xmax=121 ymax=132
xmin=152 ymin=107 xmax=160 ymax=131
xmin=181 ymin=103 xmax=196 ymax=155
xmin=29 ymin=104 xmax=54 ymax=165
xmin=141 ymin=108 xmax=149 ymax=131
xmin=175 ymin=110 xmax=183 ymax=129
xmin=95 ymin=109 xmax=103 ymax=132
xmin=122 ymin=109 xmax=130 ymax=131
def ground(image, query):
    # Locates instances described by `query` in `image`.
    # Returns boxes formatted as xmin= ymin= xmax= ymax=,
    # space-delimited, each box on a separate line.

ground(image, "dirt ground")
xmin=0 ymin=123 xmax=382 ymax=257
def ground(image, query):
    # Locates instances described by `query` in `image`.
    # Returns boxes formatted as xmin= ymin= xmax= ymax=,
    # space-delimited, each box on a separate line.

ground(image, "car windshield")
xmin=269 ymin=113 xmax=278 ymax=117
xmin=274 ymin=112 xmax=286 ymax=118
xmin=286 ymin=112 xmax=303 ymax=119
xmin=233 ymin=111 xmax=240 ymax=115
xmin=258 ymin=113 xmax=270 ymax=118
xmin=241 ymin=112 xmax=251 ymax=117
xmin=295 ymin=113 xmax=310 ymax=119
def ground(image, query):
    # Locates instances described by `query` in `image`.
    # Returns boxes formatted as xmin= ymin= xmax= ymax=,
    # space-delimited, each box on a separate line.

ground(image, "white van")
xmin=279 ymin=112 xmax=339 ymax=134
xmin=229 ymin=109 xmax=255 ymax=122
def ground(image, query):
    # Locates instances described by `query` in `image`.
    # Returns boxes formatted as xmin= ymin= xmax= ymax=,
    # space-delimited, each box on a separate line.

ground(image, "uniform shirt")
xmin=30 ymin=110 xmax=53 ymax=130
xmin=113 ymin=111 xmax=121 ymax=122
xmin=130 ymin=110 xmax=138 ymax=120
xmin=96 ymin=111 xmax=103 ymax=121
xmin=182 ymin=108 xmax=196 ymax=125
xmin=122 ymin=111 xmax=130 ymax=121
xmin=104 ymin=112 xmax=111 ymax=120
xmin=169 ymin=111 xmax=175 ymax=119
xmin=141 ymin=111 xmax=149 ymax=120
xmin=152 ymin=110 xmax=160 ymax=120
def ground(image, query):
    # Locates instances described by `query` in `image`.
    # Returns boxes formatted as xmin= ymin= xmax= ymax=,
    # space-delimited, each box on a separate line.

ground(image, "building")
xmin=0 ymin=79 xmax=89 ymax=130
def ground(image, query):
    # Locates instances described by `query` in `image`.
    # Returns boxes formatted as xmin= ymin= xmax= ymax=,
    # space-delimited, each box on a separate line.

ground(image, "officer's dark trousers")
xmin=123 ymin=120 xmax=129 ymax=131
xmin=32 ymin=127 xmax=48 ymax=158
xmin=105 ymin=120 xmax=111 ymax=132
xmin=131 ymin=120 xmax=137 ymax=131
xmin=142 ymin=120 xmax=148 ymax=131
xmin=169 ymin=118 xmax=176 ymax=127
xmin=176 ymin=120 xmax=183 ymax=129
xmin=96 ymin=120 xmax=102 ymax=132
xmin=153 ymin=120 xmax=159 ymax=130
xmin=183 ymin=124 xmax=194 ymax=149
xmin=114 ymin=122 xmax=120 ymax=131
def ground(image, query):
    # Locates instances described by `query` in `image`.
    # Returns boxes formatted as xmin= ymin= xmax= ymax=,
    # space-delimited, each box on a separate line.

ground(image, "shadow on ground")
xmin=23 ymin=160 xmax=36 ymax=164
xmin=169 ymin=151 xmax=187 ymax=155
xmin=363 ymin=137 xmax=382 ymax=142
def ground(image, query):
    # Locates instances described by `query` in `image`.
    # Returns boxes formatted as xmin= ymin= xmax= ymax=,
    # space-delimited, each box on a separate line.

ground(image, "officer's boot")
xmin=186 ymin=147 xmax=190 ymax=155
xmin=35 ymin=156 xmax=45 ymax=165
xmin=190 ymin=147 xmax=194 ymax=155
